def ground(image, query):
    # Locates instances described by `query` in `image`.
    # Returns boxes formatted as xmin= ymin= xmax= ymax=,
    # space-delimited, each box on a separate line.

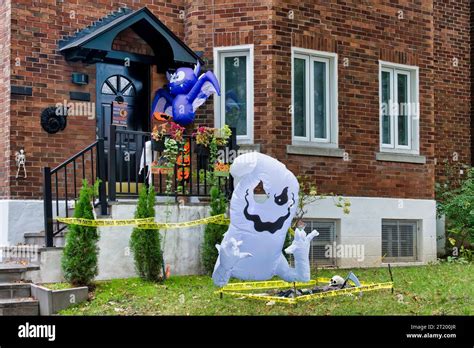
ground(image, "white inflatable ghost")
xmin=212 ymin=152 xmax=318 ymax=287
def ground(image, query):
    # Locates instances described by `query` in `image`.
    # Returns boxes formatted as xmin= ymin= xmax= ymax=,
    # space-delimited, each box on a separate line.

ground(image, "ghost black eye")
xmin=274 ymin=187 xmax=289 ymax=206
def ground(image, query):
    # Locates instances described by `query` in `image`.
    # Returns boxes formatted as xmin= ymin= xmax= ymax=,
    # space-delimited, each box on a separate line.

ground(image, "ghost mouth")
xmin=243 ymin=189 xmax=295 ymax=234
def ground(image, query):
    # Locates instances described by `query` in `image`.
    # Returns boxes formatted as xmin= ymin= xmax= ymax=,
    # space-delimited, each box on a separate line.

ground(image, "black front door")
xmin=96 ymin=63 xmax=150 ymax=187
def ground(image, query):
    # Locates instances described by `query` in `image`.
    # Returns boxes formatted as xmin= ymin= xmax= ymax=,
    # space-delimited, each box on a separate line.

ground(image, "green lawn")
xmin=59 ymin=262 xmax=473 ymax=315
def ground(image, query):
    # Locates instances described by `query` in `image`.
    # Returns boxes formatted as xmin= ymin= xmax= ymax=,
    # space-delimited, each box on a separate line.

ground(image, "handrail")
xmin=43 ymin=124 xmax=237 ymax=248
xmin=115 ymin=128 xmax=149 ymax=136
xmin=43 ymin=139 xmax=107 ymax=247
xmin=50 ymin=141 xmax=99 ymax=173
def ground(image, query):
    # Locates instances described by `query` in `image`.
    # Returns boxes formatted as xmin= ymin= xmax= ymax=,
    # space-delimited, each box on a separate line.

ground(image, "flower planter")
xmin=214 ymin=162 xmax=230 ymax=178
xmin=214 ymin=171 xmax=230 ymax=178
xmin=151 ymin=164 xmax=174 ymax=175
xmin=30 ymin=283 xmax=88 ymax=315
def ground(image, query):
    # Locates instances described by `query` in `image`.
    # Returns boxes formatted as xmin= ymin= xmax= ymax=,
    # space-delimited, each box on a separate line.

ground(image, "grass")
xmin=59 ymin=262 xmax=473 ymax=315
xmin=40 ymin=283 xmax=80 ymax=290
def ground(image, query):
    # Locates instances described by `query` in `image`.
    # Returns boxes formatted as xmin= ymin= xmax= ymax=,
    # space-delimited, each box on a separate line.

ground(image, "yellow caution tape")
xmin=219 ymin=279 xmax=323 ymax=292
xmin=215 ymin=278 xmax=393 ymax=304
xmin=57 ymin=214 xmax=230 ymax=230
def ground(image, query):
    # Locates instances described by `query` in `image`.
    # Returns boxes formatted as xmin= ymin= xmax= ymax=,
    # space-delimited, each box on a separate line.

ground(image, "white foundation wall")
xmin=96 ymin=203 xmax=210 ymax=280
xmin=303 ymin=196 xmax=437 ymax=268
xmin=2 ymin=196 xmax=437 ymax=282
xmin=0 ymin=200 xmax=45 ymax=246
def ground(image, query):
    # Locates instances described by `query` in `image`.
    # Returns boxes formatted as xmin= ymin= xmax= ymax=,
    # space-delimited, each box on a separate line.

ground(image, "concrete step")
xmin=0 ymin=283 xmax=31 ymax=299
xmin=24 ymin=231 xmax=66 ymax=247
xmin=0 ymin=264 xmax=40 ymax=283
xmin=0 ymin=297 xmax=39 ymax=316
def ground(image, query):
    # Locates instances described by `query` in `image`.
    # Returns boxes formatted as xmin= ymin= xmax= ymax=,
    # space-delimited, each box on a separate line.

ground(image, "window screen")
xmin=382 ymin=220 xmax=418 ymax=262
xmin=302 ymin=220 xmax=336 ymax=266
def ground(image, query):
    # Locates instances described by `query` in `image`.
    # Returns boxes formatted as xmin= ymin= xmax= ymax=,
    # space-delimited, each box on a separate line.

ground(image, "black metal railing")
xmin=43 ymin=139 xmax=107 ymax=247
xmin=43 ymin=125 xmax=237 ymax=247
xmin=108 ymin=124 xmax=236 ymax=200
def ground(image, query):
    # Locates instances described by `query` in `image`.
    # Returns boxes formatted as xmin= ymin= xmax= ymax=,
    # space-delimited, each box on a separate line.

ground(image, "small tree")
xmin=61 ymin=180 xmax=100 ymax=287
xmin=130 ymin=186 xmax=163 ymax=281
xmin=201 ymin=131 xmax=230 ymax=274
xmin=202 ymin=186 xmax=228 ymax=274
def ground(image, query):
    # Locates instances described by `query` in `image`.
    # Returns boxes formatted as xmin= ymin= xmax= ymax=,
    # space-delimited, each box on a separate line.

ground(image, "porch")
xmin=42 ymin=125 xmax=237 ymax=248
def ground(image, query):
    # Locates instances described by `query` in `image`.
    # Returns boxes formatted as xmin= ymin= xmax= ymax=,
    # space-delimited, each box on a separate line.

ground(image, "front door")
xmin=96 ymin=63 xmax=150 ymax=189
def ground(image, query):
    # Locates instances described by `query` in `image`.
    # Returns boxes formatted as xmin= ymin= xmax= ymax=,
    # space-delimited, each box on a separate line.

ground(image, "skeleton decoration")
xmin=212 ymin=152 xmax=318 ymax=287
xmin=15 ymin=149 xmax=27 ymax=179
xmin=150 ymin=61 xmax=221 ymax=126
xmin=330 ymin=275 xmax=345 ymax=287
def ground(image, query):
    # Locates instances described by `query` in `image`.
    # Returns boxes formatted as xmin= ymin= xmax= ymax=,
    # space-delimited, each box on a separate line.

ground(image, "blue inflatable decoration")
xmin=151 ymin=62 xmax=221 ymax=126
xmin=212 ymin=152 xmax=319 ymax=287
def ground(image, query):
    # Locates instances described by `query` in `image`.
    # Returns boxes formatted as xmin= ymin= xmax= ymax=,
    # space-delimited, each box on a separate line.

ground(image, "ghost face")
xmin=167 ymin=67 xmax=197 ymax=96
xmin=229 ymin=152 xmax=299 ymax=239
xmin=243 ymin=186 xmax=295 ymax=234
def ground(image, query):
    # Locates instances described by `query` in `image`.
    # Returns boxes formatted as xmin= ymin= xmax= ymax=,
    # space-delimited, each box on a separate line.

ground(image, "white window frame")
xmin=213 ymin=45 xmax=254 ymax=144
xmin=379 ymin=61 xmax=419 ymax=155
xmin=291 ymin=47 xmax=338 ymax=148
xmin=381 ymin=219 xmax=419 ymax=263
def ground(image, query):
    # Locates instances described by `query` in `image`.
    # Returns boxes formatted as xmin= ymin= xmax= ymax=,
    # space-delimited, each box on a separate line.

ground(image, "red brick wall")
xmin=185 ymin=0 xmax=438 ymax=199
xmin=434 ymin=0 xmax=471 ymax=181
xmin=4 ymin=0 xmax=472 ymax=201
xmin=183 ymin=0 xmax=272 ymax=129
xmin=8 ymin=0 xmax=184 ymax=199
xmin=273 ymin=1 xmax=436 ymax=199
xmin=112 ymin=28 xmax=155 ymax=56
xmin=0 ymin=0 xmax=11 ymax=199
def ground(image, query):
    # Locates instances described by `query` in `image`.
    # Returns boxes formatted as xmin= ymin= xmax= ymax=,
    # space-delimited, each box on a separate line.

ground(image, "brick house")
xmin=0 ymin=0 xmax=471 ymax=277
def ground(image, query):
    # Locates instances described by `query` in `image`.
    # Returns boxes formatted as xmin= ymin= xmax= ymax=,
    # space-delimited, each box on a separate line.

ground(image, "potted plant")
xmin=194 ymin=126 xmax=214 ymax=171
xmin=151 ymin=157 xmax=173 ymax=175
xmin=163 ymin=138 xmax=179 ymax=165
xmin=151 ymin=138 xmax=179 ymax=176
xmin=194 ymin=126 xmax=214 ymax=155
xmin=169 ymin=122 xmax=185 ymax=143
xmin=214 ymin=161 xmax=230 ymax=178
xmin=215 ymin=125 xmax=232 ymax=148
xmin=151 ymin=123 xmax=168 ymax=152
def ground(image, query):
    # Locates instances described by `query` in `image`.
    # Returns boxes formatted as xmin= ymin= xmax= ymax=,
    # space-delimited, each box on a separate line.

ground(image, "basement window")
xmin=382 ymin=219 xmax=418 ymax=262
xmin=294 ymin=220 xmax=336 ymax=267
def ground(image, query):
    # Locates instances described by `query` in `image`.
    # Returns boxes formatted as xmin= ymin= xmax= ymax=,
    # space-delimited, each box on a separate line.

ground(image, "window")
xmin=101 ymin=75 xmax=136 ymax=96
xmin=382 ymin=220 xmax=418 ymax=262
xmin=292 ymin=48 xmax=338 ymax=146
xmin=379 ymin=62 xmax=419 ymax=153
xmin=214 ymin=45 xmax=254 ymax=143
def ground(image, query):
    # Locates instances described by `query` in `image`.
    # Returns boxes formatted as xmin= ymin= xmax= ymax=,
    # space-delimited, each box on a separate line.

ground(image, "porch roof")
xmin=58 ymin=7 xmax=203 ymax=69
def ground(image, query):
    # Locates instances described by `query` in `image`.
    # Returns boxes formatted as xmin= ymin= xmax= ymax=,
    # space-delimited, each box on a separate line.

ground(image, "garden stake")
xmin=388 ymin=263 xmax=394 ymax=294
